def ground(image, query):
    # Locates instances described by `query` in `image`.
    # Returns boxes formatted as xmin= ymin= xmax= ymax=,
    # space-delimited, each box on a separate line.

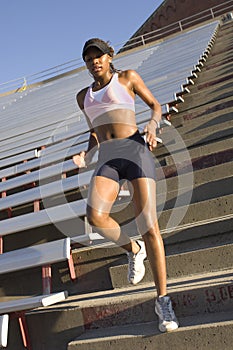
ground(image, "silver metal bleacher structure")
xmin=0 ymin=22 xmax=219 ymax=174
xmin=0 ymin=20 xmax=219 ymax=349
xmin=0 ymin=21 xmax=218 ymax=141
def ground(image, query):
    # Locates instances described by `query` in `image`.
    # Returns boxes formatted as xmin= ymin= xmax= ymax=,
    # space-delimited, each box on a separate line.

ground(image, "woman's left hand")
xmin=72 ymin=151 xmax=86 ymax=168
xmin=143 ymin=120 xmax=158 ymax=151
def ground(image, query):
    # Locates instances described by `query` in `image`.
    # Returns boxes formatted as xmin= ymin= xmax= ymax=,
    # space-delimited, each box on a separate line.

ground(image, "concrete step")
xmin=157 ymin=145 xmax=232 ymax=178
xmin=164 ymin=137 xmax=232 ymax=166
xmin=164 ymin=160 xmax=232 ymax=190
xmin=90 ymin=190 xmax=233 ymax=249
xmin=157 ymin=161 xmax=233 ymax=211
xmin=177 ymin=78 xmax=233 ymax=113
xmin=194 ymin=54 xmax=233 ymax=78
xmin=158 ymin=192 xmax=233 ymax=231
xmin=197 ymin=45 xmax=233 ymax=79
xmin=170 ymin=105 xmax=233 ymax=131
xmin=170 ymin=23 xmax=233 ymax=123
xmin=217 ymin=22 xmax=233 ymax=36
xmin=115 ymin=161 xmax=232 ymax=212
xmin=25 ymin=268 xmax=233 ymax=350
xmin=179 ymin=95 xmax=233 ymax=123
xmin=158 ymin=160 xmax=232 ymax=195
xmin=178 ymin=107 xmax=233 ymax=131
xmin=153 ymin=126 xmax=233 ymax=170
xmin=68 ymin=313 xmax=233 ymax=350
xmin=197 ymin=28 xmax=233 ymax=63
xmin=110 ymin=243 xmax=233 ymax=288
xmin=193 ymin=73 xmax=233 ymax=98
xmin=163 ymin=217 xmax=233 ymax=253
xmin=195 ymin=60 xmax=233 ymax=84
xmin=175 ymin=36 xmax=233 ymax=110
xmin=41 ymin=212 xmax=231 ymax=299
xmin=175 ymin=85 xmax=233 ymax=116
xmin=204 ymin=51 xmax=233 ymax=72
xmin=203 ymin=29 xmax=233 ymax=65
xmin=66 ymin=214 xmax=233 ymax=296
xmin=208 ymin=37 xmax=233 ymax=54
xmin=206 ymin=40 xmax=233 ymax=64
xmin=158 ymin=119 xmax=233 ymax=161
xmin=110 ymin=189 xmax=233 ymax=243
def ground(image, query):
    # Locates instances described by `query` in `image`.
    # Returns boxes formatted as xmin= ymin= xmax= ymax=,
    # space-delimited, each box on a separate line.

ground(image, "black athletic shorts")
xmin=93 ymin=130 xmax=156 ymax=183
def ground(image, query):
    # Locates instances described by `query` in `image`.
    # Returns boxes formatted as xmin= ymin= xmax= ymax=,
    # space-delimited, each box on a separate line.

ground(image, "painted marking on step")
xmin=171 ymin=293 xmax=198 ymax=308
xmin=205 ymin=284 xmax=233 ymax=311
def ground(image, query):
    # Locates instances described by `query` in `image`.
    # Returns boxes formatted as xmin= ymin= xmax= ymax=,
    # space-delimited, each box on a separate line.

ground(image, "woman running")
xmin=73 ymin=38 xmax=179 ymax=332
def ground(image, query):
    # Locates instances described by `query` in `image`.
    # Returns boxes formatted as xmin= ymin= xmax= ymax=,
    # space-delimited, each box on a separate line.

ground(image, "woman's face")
xmin=84 ymin=47 xmax=111 ymax=78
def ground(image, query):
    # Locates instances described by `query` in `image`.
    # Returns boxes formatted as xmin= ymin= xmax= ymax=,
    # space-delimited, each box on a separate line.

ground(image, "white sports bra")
xmin=83 ymin=73 xmax=135 ymax=123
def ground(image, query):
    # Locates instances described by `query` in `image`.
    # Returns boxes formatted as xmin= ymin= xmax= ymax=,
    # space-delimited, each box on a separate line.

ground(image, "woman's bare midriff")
xmin=91 ymin=109 xmax=138 ymax=142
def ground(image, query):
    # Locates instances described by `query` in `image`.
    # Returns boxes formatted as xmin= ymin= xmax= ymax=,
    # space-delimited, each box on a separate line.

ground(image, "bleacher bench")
xmin=0 ymin=314 xmax=9 ymax=348
xmin=0 ymin=238 xmax=72 ymax=349
xmin=0 ymin=238 xmax=75 ymax=293
xmin=0 ymin=293 xmax=67 ymax=349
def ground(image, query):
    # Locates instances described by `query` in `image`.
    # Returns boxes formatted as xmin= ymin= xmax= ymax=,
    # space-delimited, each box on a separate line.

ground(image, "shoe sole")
xmin=159 ymin=323 xmax=179 ymax=332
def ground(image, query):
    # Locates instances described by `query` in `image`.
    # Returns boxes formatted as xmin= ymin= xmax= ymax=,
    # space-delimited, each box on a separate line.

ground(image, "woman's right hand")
xmin=72 ymin=151 xmax=86 ymax=168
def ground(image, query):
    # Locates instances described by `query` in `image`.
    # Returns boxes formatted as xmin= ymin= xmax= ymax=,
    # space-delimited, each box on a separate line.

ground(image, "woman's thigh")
xmin=87 ymin=175 xmax=120 ymax=216
xmin=131 ymin=177 xmax=158 ymax=234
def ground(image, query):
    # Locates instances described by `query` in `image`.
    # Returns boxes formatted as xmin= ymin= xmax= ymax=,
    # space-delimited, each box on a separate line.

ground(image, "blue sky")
xmin=0 ymin=0 xmax=164 ymax=84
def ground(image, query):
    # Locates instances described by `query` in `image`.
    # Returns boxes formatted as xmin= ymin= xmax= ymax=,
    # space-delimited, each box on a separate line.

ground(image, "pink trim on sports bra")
xmin=83 ymin=73 xmax=135 ymax=123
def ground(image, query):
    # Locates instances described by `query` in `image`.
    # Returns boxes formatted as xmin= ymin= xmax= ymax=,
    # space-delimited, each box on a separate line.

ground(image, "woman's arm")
xmin=121 ymin=69 xmax=162 ymax=150
xmin=72 ymin=130 xmax=98 ymax=167
xmin=73 ymin=89 xmax=99 ymax=168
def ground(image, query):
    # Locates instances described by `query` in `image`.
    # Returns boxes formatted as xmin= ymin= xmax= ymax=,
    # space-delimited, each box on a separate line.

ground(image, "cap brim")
xmin=82 ymin=43 xmax=108 ymax=59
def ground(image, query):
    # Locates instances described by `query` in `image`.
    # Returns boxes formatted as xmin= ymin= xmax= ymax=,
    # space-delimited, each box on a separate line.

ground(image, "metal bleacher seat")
xmin=0 ymin=237 xmax=71 ymax=349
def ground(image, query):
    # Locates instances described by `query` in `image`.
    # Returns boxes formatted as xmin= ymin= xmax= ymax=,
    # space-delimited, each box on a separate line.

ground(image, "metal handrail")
xmin=0 ymin=0 xmax=232 ymax=95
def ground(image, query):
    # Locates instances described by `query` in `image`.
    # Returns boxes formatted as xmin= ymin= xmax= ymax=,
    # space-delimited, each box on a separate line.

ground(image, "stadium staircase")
xmin=0 ymin=19 xmax=232 ymax=350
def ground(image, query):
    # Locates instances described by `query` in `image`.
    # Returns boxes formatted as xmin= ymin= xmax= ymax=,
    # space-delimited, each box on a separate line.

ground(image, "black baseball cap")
xmin=82 ymin=38 xmax=111 ymax=60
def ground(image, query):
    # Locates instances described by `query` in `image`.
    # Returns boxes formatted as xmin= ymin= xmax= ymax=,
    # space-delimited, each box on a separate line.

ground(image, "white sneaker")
xmin=127 ymin=240 xmax=147 ymax=285
xmin=155 ymin=295 xmax=179 ymax=332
